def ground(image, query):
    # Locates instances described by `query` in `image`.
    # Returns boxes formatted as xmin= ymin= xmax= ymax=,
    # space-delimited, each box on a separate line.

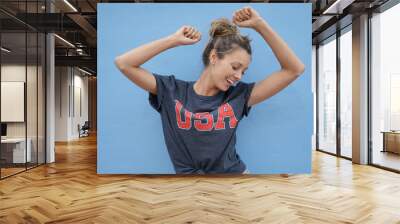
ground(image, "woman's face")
xmin=210 ymin=48 xmax=251 ymax=91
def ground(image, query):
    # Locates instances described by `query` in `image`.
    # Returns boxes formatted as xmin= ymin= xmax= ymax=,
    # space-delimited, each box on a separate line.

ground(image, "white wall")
xmin=1 ymin=65 xmax=26 ymax=131
xmin=55 ymin=66 xmax=69 ymax=141
xmin=1 ymin=64 xmax=46 ymax=164
xmin=1 ymin=65 xmax=41 ymax=138
xmin=72 ymin=72 xmax=89 ymax=138
xmin=55 ymin=67 xmax=89 ymax=141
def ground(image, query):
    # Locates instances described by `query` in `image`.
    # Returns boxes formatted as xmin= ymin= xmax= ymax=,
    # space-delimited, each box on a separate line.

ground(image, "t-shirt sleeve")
xmin=242 ymin=82 xmax=256 ymax=117
xmin=148 ymin=73 xmax=176 ymax=113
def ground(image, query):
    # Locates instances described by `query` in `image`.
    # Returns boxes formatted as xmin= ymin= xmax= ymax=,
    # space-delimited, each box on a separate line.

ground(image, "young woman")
xmin=115 ymin=6 xmax=305 ymax=174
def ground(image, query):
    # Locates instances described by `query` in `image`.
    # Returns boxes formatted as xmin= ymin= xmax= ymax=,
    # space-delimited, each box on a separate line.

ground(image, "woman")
xmin=115 ymin=6 xmax=305 ymax=174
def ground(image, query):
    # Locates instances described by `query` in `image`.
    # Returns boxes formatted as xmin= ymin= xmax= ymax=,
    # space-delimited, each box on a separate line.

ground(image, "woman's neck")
xmin=194 ymin=68 xmax=220 ymax=96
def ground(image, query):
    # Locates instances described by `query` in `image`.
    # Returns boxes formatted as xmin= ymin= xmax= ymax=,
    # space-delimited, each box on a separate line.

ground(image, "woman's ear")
xmin=209 ymin=49 xmax=217 ymax=65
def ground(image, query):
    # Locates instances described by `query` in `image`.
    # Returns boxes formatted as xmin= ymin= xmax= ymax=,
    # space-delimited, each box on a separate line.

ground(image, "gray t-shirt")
xmin=149 ymin=73 xmax=255 ymax=174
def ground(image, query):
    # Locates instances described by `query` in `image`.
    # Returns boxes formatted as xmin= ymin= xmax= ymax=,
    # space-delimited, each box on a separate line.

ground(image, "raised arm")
xmin=114 ymin=26 xmax=202 ymax=94
xmin=232 ymin=7 xmax=305 ymax=107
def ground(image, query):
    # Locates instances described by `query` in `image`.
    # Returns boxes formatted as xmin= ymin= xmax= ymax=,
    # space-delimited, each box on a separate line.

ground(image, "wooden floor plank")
xmin=1 ymin=134 xmax=400 ymax=223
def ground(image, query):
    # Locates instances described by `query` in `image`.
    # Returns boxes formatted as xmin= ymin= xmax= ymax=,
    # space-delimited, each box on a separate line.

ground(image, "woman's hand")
xmin=169 ymin=25 xmax=201 ymax=46
xmin=232 ymin=6 xmax=264 ymax=29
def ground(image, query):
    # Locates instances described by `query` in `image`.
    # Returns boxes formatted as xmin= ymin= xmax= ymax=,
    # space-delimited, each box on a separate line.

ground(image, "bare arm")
xmin=114 ymin=26 xmax=202 ymax=94
xmin=114 ymin=36 xmax=176 ymax=94
xmin=233 ymin=7 xmax=305 ymax=107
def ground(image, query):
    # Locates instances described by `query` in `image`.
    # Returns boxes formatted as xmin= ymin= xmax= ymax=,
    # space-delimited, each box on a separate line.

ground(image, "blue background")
xmin=98 ymin=3 xmax=312 ymax=174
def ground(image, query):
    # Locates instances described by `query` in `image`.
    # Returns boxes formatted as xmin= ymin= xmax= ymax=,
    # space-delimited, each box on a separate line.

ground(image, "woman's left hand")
xmin=232 ymin=6 xmax=264 ymax=29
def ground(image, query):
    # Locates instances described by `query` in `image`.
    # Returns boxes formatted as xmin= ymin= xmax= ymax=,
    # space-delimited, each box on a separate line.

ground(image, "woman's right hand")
xmin=169 ymin=25 xmax=201 ymax=46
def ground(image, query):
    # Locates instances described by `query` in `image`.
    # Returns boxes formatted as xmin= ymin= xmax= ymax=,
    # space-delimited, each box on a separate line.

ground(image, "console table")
xmin=1 ymin=138 xmax=32 ymax=164
xmin=381 ymin=131 xmax=400 ymax=154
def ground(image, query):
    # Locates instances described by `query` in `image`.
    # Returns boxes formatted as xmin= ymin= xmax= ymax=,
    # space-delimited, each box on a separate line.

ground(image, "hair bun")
xmin=209 ymin=18 xmax=238 ymax=38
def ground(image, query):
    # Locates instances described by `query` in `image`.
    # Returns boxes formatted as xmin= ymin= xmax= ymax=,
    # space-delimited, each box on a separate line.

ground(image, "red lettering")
xmin=174 ymin=100 xmax=238 ymax=131
xmin=194 ymin=112 xmax=214 ymax=131
xmin=175 ymin=100 xmax=192 ymax=130
xmin=215 ymin=103 xmax=238 ymax=130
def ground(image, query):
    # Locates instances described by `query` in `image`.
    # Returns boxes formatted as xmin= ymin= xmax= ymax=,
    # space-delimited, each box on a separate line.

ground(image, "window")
xmin=318 ymin=35 xmax=337 ymax=154
xmin=371 ymin=3 xmax=400 ymax=171
xmin=340 ymin=27 xmax=352 ymax=158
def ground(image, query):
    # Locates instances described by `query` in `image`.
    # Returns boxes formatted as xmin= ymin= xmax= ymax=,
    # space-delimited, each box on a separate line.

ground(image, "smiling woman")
xmin=198 ymin=17 xmax=252 ymax=93
xmin=113 ymin=5 xmax=306 ymax=174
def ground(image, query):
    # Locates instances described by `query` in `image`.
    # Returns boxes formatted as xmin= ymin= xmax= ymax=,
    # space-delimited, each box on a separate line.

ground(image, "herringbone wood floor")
xmin=1 ymin=133 xmax=400 ymax=224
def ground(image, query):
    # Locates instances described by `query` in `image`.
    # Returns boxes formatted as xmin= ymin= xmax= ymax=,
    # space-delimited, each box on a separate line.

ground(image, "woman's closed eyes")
xmin=231 ymin=65 xmax=246 ymax=76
